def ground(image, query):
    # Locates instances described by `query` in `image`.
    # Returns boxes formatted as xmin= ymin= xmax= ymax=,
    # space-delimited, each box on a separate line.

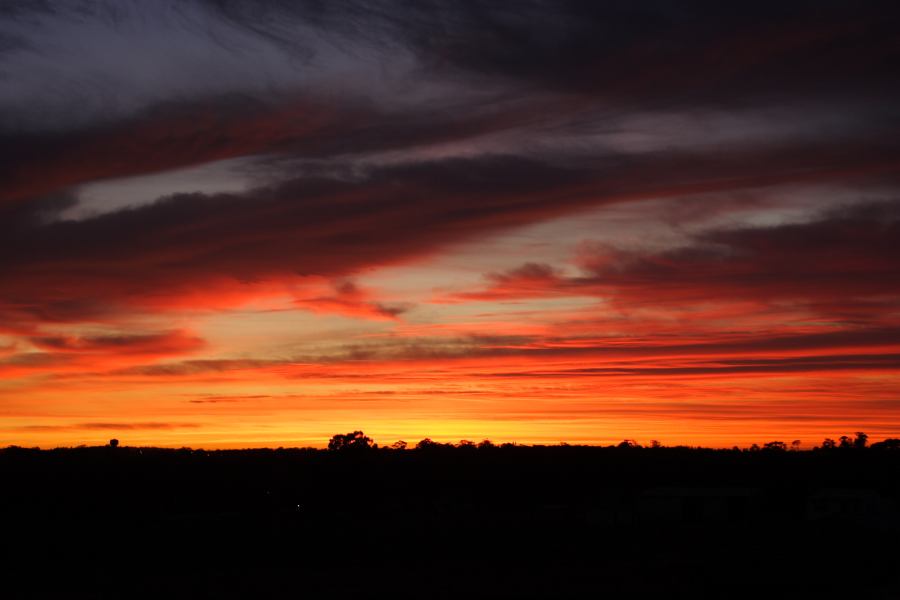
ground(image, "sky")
xmin=2 ymin=0 xmax=899 ymax=449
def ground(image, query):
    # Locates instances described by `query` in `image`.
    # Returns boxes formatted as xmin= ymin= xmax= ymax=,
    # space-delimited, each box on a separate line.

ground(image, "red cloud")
xmin=0 ymin=329 xmax=205 ymax=378
xmin=29 ymin=330 xmax=205 ymax=357
xmin=3 ymin=140 xmax=897 ymax=334
xmin=293 ymin=280 xmax=412 ymax=321
xmin=14 ymin=422 xmax=202 ymax=432
xmin=447 ymin=202 xmax=900 ymax=324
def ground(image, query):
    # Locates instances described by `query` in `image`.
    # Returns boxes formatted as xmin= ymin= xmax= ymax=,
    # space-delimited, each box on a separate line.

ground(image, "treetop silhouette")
xmin=327 ymin=431 xmax=374 ymax=452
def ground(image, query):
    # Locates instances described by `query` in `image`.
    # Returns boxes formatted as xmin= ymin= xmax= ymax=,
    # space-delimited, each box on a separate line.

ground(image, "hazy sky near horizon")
xmin=2 ymin=0 xmax=900 ymax=448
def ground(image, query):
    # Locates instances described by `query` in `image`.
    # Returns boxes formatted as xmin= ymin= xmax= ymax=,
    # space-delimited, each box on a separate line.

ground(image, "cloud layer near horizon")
xmin=2 ymin=0 xmax=899 ymax=448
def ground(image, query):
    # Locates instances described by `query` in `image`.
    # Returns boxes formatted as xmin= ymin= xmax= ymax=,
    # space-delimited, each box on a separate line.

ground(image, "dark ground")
xmin=3 ymin=444 xmax=900 ymax=599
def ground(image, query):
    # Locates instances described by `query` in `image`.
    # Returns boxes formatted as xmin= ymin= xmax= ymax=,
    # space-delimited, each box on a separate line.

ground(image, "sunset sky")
xmin=2 ymin=1 xmax=899 ymax=448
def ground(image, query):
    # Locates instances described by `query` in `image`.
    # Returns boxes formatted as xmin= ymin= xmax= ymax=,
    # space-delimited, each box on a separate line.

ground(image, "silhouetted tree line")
xmin=324 ymin=430 xmax=900 ymax=453
xmin=4 ymin=430 xmax=900 ymax=598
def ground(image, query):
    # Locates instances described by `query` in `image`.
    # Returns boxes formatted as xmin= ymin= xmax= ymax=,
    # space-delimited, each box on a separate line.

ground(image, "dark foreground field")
xmin=3 ymin=444 xmax=900 ymax=598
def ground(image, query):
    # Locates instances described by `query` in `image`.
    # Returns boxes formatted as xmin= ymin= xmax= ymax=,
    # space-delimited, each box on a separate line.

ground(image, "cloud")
xmin=13 ymin=422 xmax=202 ymax=431
xmin=115 ymin=359 xmax=285 ymax=377
xmin=293 ymin=280 xmax=413 ymax=320
xmin=96 ymin=324 xmax=900 ymax=381
xmin=451 ymin=201 xmax=900 ymax=321
xmin=9 ymin=1 xmax=893 ymax=115
xmin=188 ymin=395 xmax=273 ymax=404
xmin=4 ymin=141 xmax=899 ymax=333
xmin=29 ymin=330 xmax=205 ymax=356
xmin=0 ymin=0 xmax=897 ymax=337
xmin=0 ymin=96 xmax=357 ymax=205
xmin=482 ymin=353 xmax=900 ymax=379
xmin=3 ymin=0 xmax=898 ymax=204
xmin=0 ymin=329 xmax=205 ymax=377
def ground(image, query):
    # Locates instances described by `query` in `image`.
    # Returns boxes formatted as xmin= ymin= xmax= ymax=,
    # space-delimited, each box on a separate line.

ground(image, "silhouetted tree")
xmin=763 ymin=441 xmax=787 ymax=452
xmin=822 ymin=438 xmax=837 ymax=449
xmin=617 ymin=439 xmax=640 ymax=449
xmin=650 ymin=440 xmax=661 ymax=449
xmin=416 ymin=438 xmax=440 ymax=450
xmin=871 ymin=438 xmax=900 ymax=450
xmin=854 ymin=432 xmax=868 ymax=449
xmin=327 ymin=431 xmax=374 ymax=452
xmin=790 ymin=440 xmax=801 ymax=451
xmin=458 ymin=440 xmax=475 ymax=449
xmin=389 ymin=440 xmax=407 ymax=451
xmin=109 ymin=439 xmax=119 ymax=448
xmin=839 ymin=435 xmax=853 ymax=449
xmin=477 ymin=439 xmax=495 ymax=449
